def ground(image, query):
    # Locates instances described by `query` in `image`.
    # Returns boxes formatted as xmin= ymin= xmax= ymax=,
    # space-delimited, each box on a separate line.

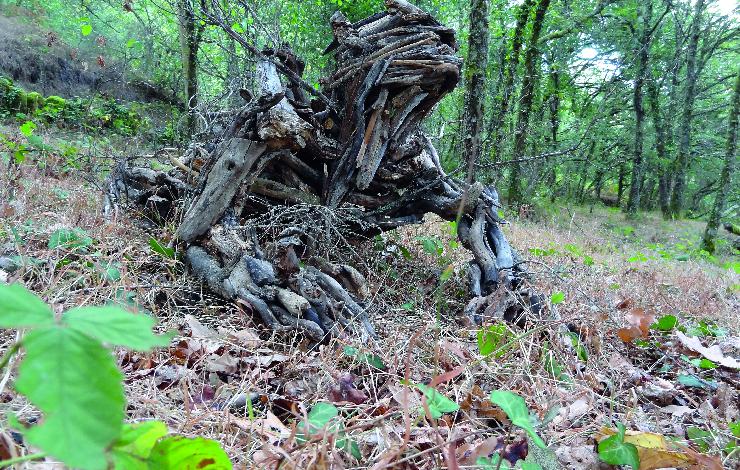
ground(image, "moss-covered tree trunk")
xmin=701 ymin=68 xmax=739 ymax=253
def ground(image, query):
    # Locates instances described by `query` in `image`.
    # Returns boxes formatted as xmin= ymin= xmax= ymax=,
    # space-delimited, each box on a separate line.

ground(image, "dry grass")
xmin=1 ymin=157 xmax=738 ymax=469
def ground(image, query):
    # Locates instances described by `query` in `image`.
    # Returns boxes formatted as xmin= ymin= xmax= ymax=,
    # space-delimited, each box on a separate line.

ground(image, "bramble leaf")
xmin=16 ymin=326 xmax=125 ymax=470
xmin=63 ymin=306 xmax=173 ymax=351
xmin=0 ymin=283 xmax=53 ymax=328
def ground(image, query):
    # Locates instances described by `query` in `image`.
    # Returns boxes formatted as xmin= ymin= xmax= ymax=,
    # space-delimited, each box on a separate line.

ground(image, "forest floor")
xmin=0 ymin=124 xmax=739 ymax=469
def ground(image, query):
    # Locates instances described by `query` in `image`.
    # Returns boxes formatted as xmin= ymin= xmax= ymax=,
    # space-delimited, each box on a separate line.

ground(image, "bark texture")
xmin=109 ymin=0 xmax=535 ymax=340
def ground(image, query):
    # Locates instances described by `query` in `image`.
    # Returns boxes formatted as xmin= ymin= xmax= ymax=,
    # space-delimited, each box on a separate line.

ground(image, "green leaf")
xmin=81 ymin=24 xmax=92 ymax=36
xmin=111 ymin=421 xmax=168 ymax=469
xmin=148 ymin=436 xmax=232 ymax=469
xmin=477 ymin=323 xmax=511 ymax=357
xmin=566 ymin=332 xmax=588 ymax=361
xmin=440 ymin=264 xmax=454 ymax=283
xmin=651 ymin=314 xmax=678 ymax=331
xmin=48 ymin=228 xmax=93 ymax=250
xmin=416 ymin=236 xmax=443 ymax=256
xmin=342 ymin=345 xmax=385 ymax=369
xmin=63 ymin=306 xmax=173 ymax=351
xmin=729 ymin=420 xmax=740 ymax=438
xmin=16 ymin=326 xmax=125 ymax=470
xmin=686 ymin=426 xmax=712 ymax=452
xmin=231 ymin=22 xmax=245 ymax=33
xmin=550 ymin=291 xmax=565 ymax=305
xmin=489 ymin=391 xmax=546 ymax=449
xmin=306 ymin=402 xmax=339 ymax=431
xmin=0 ymin=283 xmax=54 ymax=328
xmin=149 ymin=238 xmax=175 ymax=259
xmin=597 ymin=423 xmax=640 ymax=469
xmin=415 ymin=383 xmax=459 ymax=419
xmin=519 ymin=462 xmax=544 ymax=470
xmin=677 ymin=374 xmax=707 ymax=388
xmin=19 ymin=120 xmax=36 ymax=137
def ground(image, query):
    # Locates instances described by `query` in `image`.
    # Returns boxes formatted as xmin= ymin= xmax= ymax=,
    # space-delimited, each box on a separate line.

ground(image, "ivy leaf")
xmin=16 ymin=326 xmax=125 ymax=470
xmin=63 ymin=306 xmax=173 ymax=351
xmin=415 ymin=383 xmax=459 ymax=419
xmin=149 ymin=237 xmax=175 ymax=259
xmin=597 ymin=423 xmax=640 ymax=469
xmin=0 ymin=283 xmax=54 ymax=328
xmin=111 ymin=421 xmax=168 ymax=470
xmin=147 ymin=436 xmax=232 ymax=469
xmin=489 ymin=390 xmax=546 ymax=449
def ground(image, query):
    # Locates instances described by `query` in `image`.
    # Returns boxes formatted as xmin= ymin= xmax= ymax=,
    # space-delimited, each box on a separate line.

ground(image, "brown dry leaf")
xmin=597 ymin=427 xmax=695 ymax=469
xmin=460 ymin=385 xmax=509 ymax=421
xmin=617 ymin=308 xmax=655 ymax=342
xmin=234 ymin=410 xmax=291 ymax=441
xmin=616 ymin=298 xmax=633 ymax=310
xmin=675 ymin=331 xmax=740 ymax=369
xmin=185 ymin=314 xmax=219 ymax=338
xmin=555 ymin=444 xmax=602 ymax=469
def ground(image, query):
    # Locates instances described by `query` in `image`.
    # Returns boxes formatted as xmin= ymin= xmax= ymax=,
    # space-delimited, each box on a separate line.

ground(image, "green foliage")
xmin=149 ymin=237 xmax=176 ymax=259
xmin=0 ymin=283 xmax=53 ymax=328
xmin=415 ymin=383 xmax=460 ymax=419
xmin=597 ymin=423 xmax=639 ymax=469
xmin=48 ymin=227 xmax=94 ymax=250
xmin=296 ymin=402 xmax=360 ymax=459
xmin=651 ymin=314 xmax=678 ymax=331
xmin=550 ymin=291 xmax=565 ymax=305
xmin=343 ymin=345 xmax=386 ymax=369
xmin=489 ymin=391 xmax=546 ymax=449
xmin=477 ymin=322 xmax=513 ymax=357
xmin=0 ymin=284 xmax=230 ymax=469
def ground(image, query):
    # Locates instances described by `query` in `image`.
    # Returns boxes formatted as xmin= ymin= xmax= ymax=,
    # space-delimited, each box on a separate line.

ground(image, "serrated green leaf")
xmin=489 ymin=391 xmax=546 ymax=449
xmin=148 ymin=436 xmax=231 ymax=469
xmin=597 ymin=423 xmax=639 ymax=469
xmin=0 ymin=283 xmax=53 ymax=328
xmin=63 ymin=306 xmax=173 ymax=351
xmin=81 ymin=24 xmax=92 ymax=36
xmin=16 ymin=326 xmax=125 ymax=470
xmin=550 ymin=291 xmax=565 ymax=305
xmin=415 ymin=383 xmax=459 ymax=419
xmin=112 ymin=421 xmax=169 ymax=470
xmin=149 ymin=238 xmax=175 ymax=259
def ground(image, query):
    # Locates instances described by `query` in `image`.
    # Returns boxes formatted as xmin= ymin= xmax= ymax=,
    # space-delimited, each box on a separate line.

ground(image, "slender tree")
xmin=461 ymin=0 xmax=490 ymax=182
xmin=177 ymin=0 xmax=204 ymax=135
xmin=626 ymin=0 xmax=654 ymax=216
xmin=701 ymin=68 xmax=739 ymax=253
xmin=508 ymin=0 xmax=551 ymax=206
xmin=669 ymin=0 xmax=706 ymax=218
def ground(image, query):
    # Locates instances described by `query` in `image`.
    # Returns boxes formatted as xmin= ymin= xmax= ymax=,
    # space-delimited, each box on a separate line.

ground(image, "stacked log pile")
xmin=109 ymin=0 xmax=538 ymax=341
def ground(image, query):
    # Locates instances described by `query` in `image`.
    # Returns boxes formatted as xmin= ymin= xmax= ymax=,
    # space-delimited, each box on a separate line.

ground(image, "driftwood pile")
xmin=108 ymin=0 xmax=538 ymax=341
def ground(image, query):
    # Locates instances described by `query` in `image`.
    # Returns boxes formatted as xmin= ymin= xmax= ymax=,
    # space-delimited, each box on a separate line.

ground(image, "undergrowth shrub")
xmin=0 ymin=283 xmax=232 ymax=469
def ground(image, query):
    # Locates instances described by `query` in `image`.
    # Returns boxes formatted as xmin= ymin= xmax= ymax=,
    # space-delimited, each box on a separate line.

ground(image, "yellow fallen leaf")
xmin=597 ymin=427 xmax=694 ymax=470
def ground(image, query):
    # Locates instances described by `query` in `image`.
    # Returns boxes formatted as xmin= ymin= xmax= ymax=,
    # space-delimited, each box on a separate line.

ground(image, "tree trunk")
xmin=177 ymin=0 xmax=202 ymax=135
xmin=669 ymin=0 xmax=706 ymax=219
xmin=110 ymin=1 xmax=540 ymax=340
xmin=461 ymin=0 xmax=490 ymax=182
xmin=702 ymin=68 xmax=739 ymax=253
xmin=508 ymin=0 xmax=550 ymax=207
xmin=647 ymin=74 xmax=671 ymax=216
xmin=486 ymin=0 xmax=534 ymax=164
xmin=626 ymin=0 xmax=653 ymax=217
